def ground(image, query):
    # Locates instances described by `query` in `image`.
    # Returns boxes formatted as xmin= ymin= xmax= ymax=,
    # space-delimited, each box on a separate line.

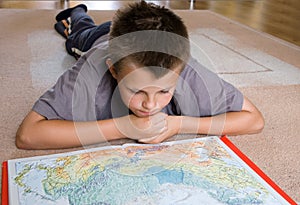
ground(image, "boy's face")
xmin=108 ymin=61 xmax=182 ymax=117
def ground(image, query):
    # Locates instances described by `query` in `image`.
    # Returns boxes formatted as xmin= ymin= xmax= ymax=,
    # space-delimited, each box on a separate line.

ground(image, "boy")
xmin=16 ymin=2 xmax=264 ymax=149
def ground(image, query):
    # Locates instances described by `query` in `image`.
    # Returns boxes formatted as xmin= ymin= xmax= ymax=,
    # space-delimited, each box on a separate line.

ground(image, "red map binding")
xmin=220 ymin=136 xmax=296 ymax=205
xmin=2 ymin=161 xmax=8 ymax=205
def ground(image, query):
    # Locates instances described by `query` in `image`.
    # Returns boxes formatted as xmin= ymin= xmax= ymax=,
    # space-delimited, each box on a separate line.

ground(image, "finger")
xmin=151 ymin=119 xmax=167 ymax=129
xmin=139 ymin=134 xmax=164 ymax=144
xmin=139 ymin=127 xmax=167 ymax=143
xmin=150 ymin=113 xmax=167 ymax=125
xmin=150 ymin=112 xmax=167 ymax=121
xmin=139 ymin=136 xmax=157 ymax=143
xmin=147 ymin=122 xmax=167 ymax=136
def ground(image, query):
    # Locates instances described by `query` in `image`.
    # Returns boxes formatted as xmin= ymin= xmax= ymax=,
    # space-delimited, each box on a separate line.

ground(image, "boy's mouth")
xmin=136 ymin=110 xmax=158 ymax=117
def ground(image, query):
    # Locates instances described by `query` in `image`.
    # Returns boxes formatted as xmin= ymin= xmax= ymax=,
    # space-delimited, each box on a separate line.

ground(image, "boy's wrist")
xmin=177 ymin=116 xmax=200 ymax=134
xmin=97 ymin=117 xmax=128 ymax=141
xmin=167 ymin=115 xmax=183 ymax=135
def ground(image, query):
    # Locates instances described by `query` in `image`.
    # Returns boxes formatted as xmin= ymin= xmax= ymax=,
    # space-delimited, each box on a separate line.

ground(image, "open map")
xmin=8 ymin=136 xmax=289 ymax=205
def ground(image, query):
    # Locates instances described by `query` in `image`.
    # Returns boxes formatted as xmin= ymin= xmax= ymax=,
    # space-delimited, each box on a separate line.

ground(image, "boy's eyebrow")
xmin=125 ymin=85 xmax=175 ymax=92
xmin=161 ymin=86 xmax=174 ymax=91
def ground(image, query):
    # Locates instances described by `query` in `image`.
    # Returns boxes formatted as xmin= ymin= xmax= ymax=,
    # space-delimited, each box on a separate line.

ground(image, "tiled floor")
xmin=0 ymin=0 xmax=299 ymax=46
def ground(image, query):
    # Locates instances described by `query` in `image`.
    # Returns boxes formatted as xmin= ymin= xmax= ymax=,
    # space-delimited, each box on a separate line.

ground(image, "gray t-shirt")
xmin=33 ymin=35 xmax=243 ymax=121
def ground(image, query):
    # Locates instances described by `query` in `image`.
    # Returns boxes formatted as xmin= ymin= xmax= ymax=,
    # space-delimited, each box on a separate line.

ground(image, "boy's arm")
xmin=16 ymin=111 xmax=168 ymax=149
xmin=186 ymin=96 xmax=264 ymax=135
xmin=16 ymin=111 xmax=125 ymax=149
xmin=139 ymin=96 xmax=264 ymax=143
xmin=16 ymin=97 xmax=263 ymax=148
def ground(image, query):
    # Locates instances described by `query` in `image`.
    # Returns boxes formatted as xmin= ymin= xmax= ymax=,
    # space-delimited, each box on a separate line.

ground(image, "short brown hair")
xmin=109 ymin=1 xmax=190 ymax=77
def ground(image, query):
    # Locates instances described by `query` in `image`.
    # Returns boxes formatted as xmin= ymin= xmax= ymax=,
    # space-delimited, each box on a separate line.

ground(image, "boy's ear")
xmin=106 ymin=58 xmax=118 ymax=79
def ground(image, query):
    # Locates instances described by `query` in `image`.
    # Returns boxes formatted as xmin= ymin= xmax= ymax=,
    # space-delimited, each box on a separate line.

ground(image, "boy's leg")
xmin=66 ymin=21 xmax=111 ymax=56
xmin=54 ymin=19 xmax=71 ymax=39
xmin=67 ymin=5 xmax=95 ymax=35
xmin=55 ymin=4 xmax=87 ymax=22
xmin=54 ymin=5 xmax=111 ymax=58
xmin=67 ymin=7 xmax=111 ymax=54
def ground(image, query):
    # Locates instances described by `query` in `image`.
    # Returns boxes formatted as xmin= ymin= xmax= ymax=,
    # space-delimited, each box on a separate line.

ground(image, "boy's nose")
xmin=142 ymin=96 xmax=156 ymax=110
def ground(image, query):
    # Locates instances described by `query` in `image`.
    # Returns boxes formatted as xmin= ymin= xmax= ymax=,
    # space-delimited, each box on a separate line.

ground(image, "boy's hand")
xmin=138 ymin=115 xmax=181 ymax=144
xmin=115 ymin=112 xmax=168 ymax=141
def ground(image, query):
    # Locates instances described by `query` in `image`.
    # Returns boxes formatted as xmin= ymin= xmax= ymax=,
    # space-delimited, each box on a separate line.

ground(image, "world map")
xmin=9 ymin=136 xmax=286 ymax=205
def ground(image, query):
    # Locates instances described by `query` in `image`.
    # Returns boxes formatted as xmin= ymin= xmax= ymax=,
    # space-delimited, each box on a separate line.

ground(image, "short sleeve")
xmin=32 ymin=60 xmax=82 ymax=120
xmin=32 ymin=45 xmax=110 ymax=121
xmin=170 ymin=58 xmax=244 ymax=117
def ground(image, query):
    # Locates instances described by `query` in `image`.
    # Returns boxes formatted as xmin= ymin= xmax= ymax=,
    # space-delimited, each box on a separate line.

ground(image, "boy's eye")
xmin=130 ymin=89 xmax=142 ymax=94
xmin=160 ymin=90 xmax=170 ymax=94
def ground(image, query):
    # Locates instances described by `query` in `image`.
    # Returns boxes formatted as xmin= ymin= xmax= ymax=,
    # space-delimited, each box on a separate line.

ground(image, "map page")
xmin=8 ymin=136 xmax=289 ymax=205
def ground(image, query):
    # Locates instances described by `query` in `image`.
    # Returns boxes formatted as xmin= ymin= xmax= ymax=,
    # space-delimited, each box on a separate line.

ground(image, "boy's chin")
xmin=133 ymin=110 xmax=160 ymax=118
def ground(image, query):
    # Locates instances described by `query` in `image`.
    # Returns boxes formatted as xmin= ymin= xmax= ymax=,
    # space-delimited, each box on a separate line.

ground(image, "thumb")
xmin=139 ymin=136 xmax=157 ymax=143
xmin=149 ymin=112 xmax=167 ymax=124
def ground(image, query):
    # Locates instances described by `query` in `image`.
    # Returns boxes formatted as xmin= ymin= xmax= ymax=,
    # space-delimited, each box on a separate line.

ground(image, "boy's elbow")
xmin=16 ymin=133 xmax=29 ymax=149
xmin=16 ymin=111 xmax=45 ymax=149
xmin=251 ymin=114 xmax=265 ymax=134
xmin=16 ymin=128 xmax=35 ymax=150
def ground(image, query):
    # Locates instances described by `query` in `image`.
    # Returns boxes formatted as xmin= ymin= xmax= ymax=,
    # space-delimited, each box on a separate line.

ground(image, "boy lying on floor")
xmin=16 ymin=2 xmax=264 ymax=149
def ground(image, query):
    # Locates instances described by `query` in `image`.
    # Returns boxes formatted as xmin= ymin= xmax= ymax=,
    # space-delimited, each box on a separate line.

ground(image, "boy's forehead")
xmin=119 ymin=61 xmax=183 ymax=76
xmin=120 ymin=66 xmax=180 ymax=88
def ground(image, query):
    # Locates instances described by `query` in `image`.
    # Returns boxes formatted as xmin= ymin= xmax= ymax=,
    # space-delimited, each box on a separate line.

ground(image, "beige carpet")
xmin=0 ymin=9 xmax=300 ymax=202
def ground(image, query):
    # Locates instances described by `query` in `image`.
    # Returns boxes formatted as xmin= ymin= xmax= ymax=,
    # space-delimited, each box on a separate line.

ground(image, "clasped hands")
xmin=115 ymin=112 xmax=181 ymax=144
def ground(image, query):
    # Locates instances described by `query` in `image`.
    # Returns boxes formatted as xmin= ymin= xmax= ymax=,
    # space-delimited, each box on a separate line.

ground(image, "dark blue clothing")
xmin=66 ymin=7 xmax=111 ymax=57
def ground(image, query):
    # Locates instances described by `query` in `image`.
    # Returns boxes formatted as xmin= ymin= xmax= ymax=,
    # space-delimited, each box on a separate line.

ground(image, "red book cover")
xmin=220 ymin=136 xmax=297 ymax=205
xmin=2 ymin=161 xmax=8 ymax=205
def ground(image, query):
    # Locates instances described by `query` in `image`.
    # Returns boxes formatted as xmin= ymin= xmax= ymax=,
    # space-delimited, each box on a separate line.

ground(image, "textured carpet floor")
xmin=0 ymin=9 xmax=299 ymax=202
